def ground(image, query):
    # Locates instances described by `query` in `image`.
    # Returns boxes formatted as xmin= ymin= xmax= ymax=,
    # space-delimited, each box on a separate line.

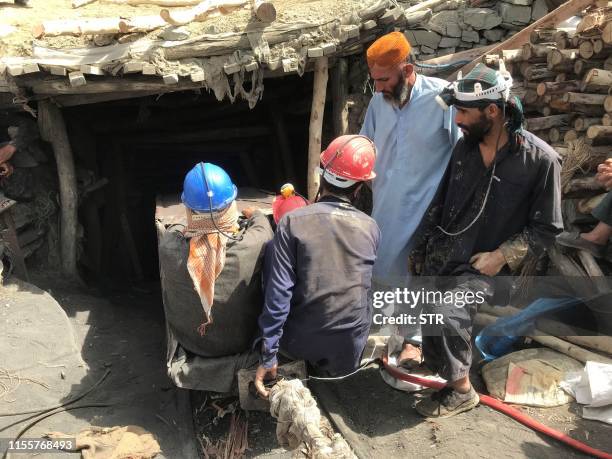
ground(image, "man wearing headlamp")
xmin=409 ymin=63 xmax=563 ymax=418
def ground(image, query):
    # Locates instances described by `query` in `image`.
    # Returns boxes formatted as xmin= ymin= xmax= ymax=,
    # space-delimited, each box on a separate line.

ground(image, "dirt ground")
xmin=4 ymin=273 xmax=610 ymax=458
xmin=191 ymin=365 xmax=612 ymax=459
xmin=1 ymin=274 xmax=198 ymax=459
xmin=0 ymin=0 xmax=370 ymax=57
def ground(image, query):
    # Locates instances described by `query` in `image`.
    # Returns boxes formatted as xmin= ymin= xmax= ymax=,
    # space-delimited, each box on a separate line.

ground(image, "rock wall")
xmin=400 ymin=0 xmax=550 ymax=59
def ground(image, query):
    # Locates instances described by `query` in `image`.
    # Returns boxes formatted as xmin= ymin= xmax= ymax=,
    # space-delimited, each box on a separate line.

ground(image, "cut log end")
xmin=254 ymin=2 xmax=276 ymax=22
xmin=32 ymin=24 xmax=45 ymax=39
xmin=160 ymin=8 xmax=175 ymax=24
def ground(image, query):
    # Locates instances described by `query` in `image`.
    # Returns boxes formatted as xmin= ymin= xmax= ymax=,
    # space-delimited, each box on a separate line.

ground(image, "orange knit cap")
xmin=366 ymin=31 xmax=411 ymax=68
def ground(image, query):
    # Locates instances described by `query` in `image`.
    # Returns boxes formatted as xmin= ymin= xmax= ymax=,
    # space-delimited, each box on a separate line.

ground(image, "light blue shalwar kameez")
xmin=360 ymin=73 xmax=462 ymax=343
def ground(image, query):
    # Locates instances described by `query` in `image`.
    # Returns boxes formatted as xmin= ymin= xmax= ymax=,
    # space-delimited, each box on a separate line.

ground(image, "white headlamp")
xmin=435 ymin=61 xmax=513 ymax=111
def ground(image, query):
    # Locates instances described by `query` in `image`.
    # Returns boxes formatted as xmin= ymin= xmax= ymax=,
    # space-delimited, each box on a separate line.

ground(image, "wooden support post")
xmin=307 ymin=57 xmax=329 ymax=201
xmin=38 ymin=100 xmax=78 ymax=278
xmin=332 ymin=58 xmax=349 ymax=137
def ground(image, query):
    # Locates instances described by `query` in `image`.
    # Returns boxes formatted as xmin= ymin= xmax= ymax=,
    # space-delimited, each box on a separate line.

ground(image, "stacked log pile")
xmin=488 ymin=4 xmax=612 ymax=273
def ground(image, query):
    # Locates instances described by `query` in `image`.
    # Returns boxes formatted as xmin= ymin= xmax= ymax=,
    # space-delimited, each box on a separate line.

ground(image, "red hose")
xmin=382 ymin=355 xmax=612 ymax=459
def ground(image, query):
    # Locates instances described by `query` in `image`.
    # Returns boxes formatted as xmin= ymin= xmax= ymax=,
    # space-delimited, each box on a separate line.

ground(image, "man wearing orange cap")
xmin=361 ymin=31 xmax=462 ymax=367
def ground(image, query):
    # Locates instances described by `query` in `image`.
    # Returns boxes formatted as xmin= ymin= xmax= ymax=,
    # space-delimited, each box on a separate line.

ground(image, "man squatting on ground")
xmin=360 ymin=32 xmax=462 ymax=367
xmin=254 ymin=135 xmax=380 ymax=397
xmin=408 ymin=63 xmax=563 ymax=418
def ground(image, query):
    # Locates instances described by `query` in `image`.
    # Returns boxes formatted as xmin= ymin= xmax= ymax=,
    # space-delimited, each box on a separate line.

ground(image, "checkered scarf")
xmin=185 ymin=201 xmax=239 ymax=335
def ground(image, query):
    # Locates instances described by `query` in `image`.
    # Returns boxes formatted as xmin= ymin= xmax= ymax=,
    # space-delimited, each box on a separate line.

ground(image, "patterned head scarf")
xmin=185 ymin=201 xmax=239 ymax=335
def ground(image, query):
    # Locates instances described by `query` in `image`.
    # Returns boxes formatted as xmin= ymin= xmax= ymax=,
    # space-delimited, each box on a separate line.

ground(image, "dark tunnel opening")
xmin=62 ymin=72 xmax=324 ymax=290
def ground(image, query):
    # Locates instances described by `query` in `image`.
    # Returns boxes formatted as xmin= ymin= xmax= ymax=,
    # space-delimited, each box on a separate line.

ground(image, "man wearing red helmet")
xmin=254 ymin=135 xmax=380 ymax=397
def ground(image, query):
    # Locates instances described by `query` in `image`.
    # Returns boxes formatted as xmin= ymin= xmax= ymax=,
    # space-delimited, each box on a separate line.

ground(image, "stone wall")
xmin=400 ymin=0 xmax=550 ymax=59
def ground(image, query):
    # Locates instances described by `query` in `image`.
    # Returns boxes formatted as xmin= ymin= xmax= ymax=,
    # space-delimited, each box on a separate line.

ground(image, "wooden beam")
xmin=307 ymin=57 xmax=328 ymax=201
xmin=449 ymin=0 xmax=593 ymax=80
xmin=118 ymin=15 xmax=167 ymax=33
xmin=25 ymin=75 xmax=209 ymax=95
xmin=160 ymin=0 xmax=248 ymax=26
xmin=72 ymin=0 xmax=98 ymax=7
xmin=561 ymin=92 xmax=606 ymax=105
xmin=404 ymin=0 xmax=446 ymax=14
xmin=105 ymin=0 xmax=201 ymax=4
xmin=33 ymin=17 xmax=123 ymax=38
xmin=38 ymin=101 xmax=79 ymax=278
xmin=525 ymin=114 xmax=572 ymax=131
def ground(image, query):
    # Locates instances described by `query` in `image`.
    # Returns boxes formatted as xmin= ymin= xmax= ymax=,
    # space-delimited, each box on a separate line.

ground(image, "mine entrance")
xmin=63 ymin=73 xmax=319 ymax=290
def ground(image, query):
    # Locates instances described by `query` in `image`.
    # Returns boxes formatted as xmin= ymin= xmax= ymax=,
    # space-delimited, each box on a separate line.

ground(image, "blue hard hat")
xmin=181 ymin=162 xmax=237 ymax=213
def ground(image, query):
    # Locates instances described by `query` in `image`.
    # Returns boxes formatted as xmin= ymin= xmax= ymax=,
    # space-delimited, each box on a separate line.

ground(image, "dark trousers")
xmin=593 ymin=192 xmax=612 ymax=227
xmin=421 ymin=277 xmax=494 ymax=382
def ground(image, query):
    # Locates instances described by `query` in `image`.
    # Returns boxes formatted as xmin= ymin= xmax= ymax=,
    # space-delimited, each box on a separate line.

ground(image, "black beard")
xmin=383 ymin=75 xmax=410 ymax=107
xmin=458 ymin=114 xmax=492 ymax=146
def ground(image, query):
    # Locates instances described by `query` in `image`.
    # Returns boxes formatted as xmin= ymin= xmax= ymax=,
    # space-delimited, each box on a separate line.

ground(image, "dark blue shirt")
xmin=257 ymin=195 xmax=380 ymax=376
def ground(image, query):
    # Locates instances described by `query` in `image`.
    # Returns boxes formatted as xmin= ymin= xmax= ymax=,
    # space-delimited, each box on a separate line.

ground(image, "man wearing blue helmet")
xmin=157 ymin=162 xmax=274 ymax=393
xmin=408 ymin=63 xmax=562 ymax=418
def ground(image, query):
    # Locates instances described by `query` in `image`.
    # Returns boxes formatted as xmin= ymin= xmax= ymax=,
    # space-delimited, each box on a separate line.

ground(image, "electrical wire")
xmin=305 ymin=344 xmax=379 ymax=381
xmin=199 ymin=163 xmax=244 ymax=242
xmin=436 ymin=102 xmax=506 ymax=237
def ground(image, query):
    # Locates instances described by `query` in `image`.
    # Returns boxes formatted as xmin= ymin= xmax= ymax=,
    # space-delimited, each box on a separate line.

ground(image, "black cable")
xmin=199 ymin=163 xmax=243 ymax=242
xmin=437 ymin=101 xmax=507 ymax=237
xmin=2 ymin=404 xmax=111 ymax=459
xmin=0 ymin=369 xmax=110 ymax=419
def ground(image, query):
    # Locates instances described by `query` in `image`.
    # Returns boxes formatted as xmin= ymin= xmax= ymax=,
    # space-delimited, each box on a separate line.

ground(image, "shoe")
xmin=415 ymin=386 xmax=479 ymax=419
xmin=15 ymin=0 xmax=31 ymax=6
xmin=398 ymin=343 xmax=423 ymax=370
xmin=556 ymin=231 xmax=606 ymax=258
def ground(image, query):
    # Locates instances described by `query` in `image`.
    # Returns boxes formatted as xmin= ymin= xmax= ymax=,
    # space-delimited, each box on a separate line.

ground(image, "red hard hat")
xmin=319 ymin=135 xmax=376 ymax=188
xmin=272 ymin=194 xmax=308 ymax=224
